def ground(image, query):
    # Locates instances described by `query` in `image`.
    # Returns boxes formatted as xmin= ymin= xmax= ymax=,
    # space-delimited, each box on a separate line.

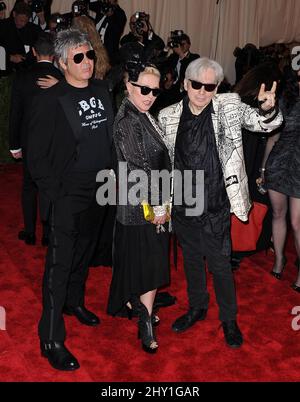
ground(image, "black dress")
xmin=107 ymin=99 xmax=171 ymax=316
xmin=266 ymin=99 xmax=300 ymax=199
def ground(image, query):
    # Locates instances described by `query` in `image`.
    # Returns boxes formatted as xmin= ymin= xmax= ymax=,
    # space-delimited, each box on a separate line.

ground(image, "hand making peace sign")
xmin=258 ymin=81 xmax=277 ymax=111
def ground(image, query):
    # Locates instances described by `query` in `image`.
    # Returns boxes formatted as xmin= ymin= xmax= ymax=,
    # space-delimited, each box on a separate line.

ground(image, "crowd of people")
xmin=1 ymin=0 xmax=299 ymax=373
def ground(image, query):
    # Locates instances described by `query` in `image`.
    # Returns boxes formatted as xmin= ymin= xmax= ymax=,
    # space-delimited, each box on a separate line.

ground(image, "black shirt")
xmin=174 ymin=97 xmax=231 ymax=255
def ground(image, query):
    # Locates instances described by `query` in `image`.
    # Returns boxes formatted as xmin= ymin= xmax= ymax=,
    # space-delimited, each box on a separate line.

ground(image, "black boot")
xmin=40 ymin=341 xmax=80 ymax=371
xmin=222 ymin=321 xmax=243 ymax=349
xmin=172 ymin=307 xmax=207 ymax=333
xmin=132 ymin=298 xmax=158 ymax=354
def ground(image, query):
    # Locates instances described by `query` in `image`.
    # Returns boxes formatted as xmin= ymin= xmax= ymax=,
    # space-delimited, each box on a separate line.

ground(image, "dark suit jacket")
xmin=167 ymin=51 xmax=200 ymax=85
xmin=90 ymin=4 xmax=127 ymax=64
xmin=0 ymin=17 xmax=42 ymax=71
xmin=9 ymin=61 xmax=62 ymax=150
xmin=27 ymin=79 xmax=114 ymax=204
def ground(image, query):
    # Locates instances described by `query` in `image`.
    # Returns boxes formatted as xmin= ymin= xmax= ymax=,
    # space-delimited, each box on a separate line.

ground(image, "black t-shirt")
xmin=67 ymin=84 xmax=111 ymax=173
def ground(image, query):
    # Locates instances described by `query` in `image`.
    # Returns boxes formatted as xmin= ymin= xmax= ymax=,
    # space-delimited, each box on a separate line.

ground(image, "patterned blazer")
xmin=158 ymin=93 xmax=283 ymax=222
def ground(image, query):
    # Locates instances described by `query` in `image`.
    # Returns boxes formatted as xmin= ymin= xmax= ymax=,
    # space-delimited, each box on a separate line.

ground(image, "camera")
xmin=0 ymin=1 xmax=6 ymax=12
xmin=132 ymin=12 xmax=149 ymax=36
xmin=55 ymin=15 xmax=71 ymax=32
xmin=31 ymin=0 xmax=45 ymax=14
xmin=168 ymin=30 xmax=184 ymax=49
xmin=98 ymin=0 xmax=115 ymax=15
xmin=72 ymin=0 xmax=89 ymax=17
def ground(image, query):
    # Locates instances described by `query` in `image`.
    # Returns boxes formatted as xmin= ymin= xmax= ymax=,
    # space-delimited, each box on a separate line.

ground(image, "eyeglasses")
xmin=130 ymin=82 xmax=161 ymax=97
xmin=72 ymin=50 xmax=96 ymax=64
xmin=189 ymin=79 xmax=218 ymax=92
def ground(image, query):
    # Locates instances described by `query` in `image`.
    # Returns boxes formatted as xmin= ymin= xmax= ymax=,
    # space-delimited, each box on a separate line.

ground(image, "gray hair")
xmin=55 ymin=28 xmax=92 ymax=63
xmin=185 ymin=57 xmax=224 ymax=83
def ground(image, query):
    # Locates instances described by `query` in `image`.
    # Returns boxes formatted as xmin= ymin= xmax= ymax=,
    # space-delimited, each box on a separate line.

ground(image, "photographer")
xmin=89 ymin=0 xmax=126 ymax=64
xmin=13 ymin=0 xmax=52 ymax=30
xmin=0 ymin=2 xmax=42 ymax=72
xmin=120 ymin=12 xmax=165 ymax=57
xmin=166 ymin=31 xmax=199 ymax=102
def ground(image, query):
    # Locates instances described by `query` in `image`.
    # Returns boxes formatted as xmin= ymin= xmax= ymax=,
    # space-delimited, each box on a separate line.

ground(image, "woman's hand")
xmin=37 ymin=75 xmax=59 ymax=89
xmin=258 ymin=81 xmax=277 ymax=111
xmin=152 ymin=214 xmax=168 ymax=226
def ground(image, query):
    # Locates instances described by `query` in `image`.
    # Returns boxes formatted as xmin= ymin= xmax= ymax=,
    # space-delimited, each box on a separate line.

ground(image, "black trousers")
xmin=38 ymin=194 xmax=106 ymax=341
xmin=174 ymin=218 xmax=237 ymax=322
xmin=22 ymin=153 xmax=49 ymax=235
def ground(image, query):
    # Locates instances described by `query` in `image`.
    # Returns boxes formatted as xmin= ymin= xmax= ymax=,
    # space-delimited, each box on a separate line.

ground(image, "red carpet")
xmin=0 ymin=163 xmax=300 ymax=382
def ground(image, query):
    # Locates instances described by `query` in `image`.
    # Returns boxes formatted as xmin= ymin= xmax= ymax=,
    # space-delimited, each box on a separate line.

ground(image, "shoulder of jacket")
xmin=215 ymin=93 xmax=241 ymax=104
xmin=158 ymin=101 xmax=183 ymax=119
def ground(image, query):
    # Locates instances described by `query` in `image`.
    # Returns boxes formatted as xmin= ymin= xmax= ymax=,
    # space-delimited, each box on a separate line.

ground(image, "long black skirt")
xmin=107 ymin=221 xmax=170 ymax=316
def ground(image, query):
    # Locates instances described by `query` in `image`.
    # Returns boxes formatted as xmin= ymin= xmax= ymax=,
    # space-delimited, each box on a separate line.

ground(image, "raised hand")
xmin=258 ymin=81 xmax=277 ymax=111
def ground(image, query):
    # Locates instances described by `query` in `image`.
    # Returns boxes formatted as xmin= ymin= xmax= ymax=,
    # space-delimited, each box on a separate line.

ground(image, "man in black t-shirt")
xmin=27 ymin=28 xmax=114 ymax=371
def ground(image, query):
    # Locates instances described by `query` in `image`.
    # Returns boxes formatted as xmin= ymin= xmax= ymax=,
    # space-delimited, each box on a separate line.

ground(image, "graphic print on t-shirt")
xmin=77 ymin=96 xmax=108 ymax=131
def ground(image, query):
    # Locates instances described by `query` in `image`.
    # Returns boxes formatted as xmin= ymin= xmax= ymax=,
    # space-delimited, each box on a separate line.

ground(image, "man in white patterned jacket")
xmin=158 ymin=57 xmax=282 ymax=348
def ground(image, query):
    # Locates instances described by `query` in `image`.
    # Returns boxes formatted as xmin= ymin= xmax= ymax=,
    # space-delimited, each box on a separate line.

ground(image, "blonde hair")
xmin=72 ymin=16 xmax=111 ymax=79
xmin=124 ymin=65 xmax=161 ymax=83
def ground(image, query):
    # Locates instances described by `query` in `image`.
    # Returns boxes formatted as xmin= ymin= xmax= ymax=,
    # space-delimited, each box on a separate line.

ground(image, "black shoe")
xmin=270 ymin=256 xmax=287 ymax=280
xmin=40 ymin=341 xmax=80 ymax=371
xmin=172 ymin=308 xmax=207 ymax=333
xmin=153 ymin=292 xmax=177 ymax=310
xmin=63 ymin=305 xmax=100 ymax=326
xmin=41 ymin=235 xmax=49 ymax=247
xmin=134 ymin=301 xmax=158 ymax=354
xmin=222 ymin=321 xmax=243 ymax=349
xmin=18 ymin=230 xmax=36 ymax=245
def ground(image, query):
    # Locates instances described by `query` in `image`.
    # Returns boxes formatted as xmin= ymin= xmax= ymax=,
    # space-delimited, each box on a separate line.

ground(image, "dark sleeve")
xmin=9 ymin=73 xmax=24 ymax=150
xmin=27 ymin=91 xmax=63 ymax=202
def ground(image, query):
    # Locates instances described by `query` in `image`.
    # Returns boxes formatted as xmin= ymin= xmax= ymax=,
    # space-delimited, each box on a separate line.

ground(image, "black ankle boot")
xmin=132 ymin=299 xmax=158 ymax=354
xmin=40 ymin=341 xmax=80 ymax=371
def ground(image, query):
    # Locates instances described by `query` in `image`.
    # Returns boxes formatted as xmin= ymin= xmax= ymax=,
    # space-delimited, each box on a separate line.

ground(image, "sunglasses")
xmin=189 ymin=79 xmax=218 ymax=92
xmin=130 ymin=82 xmax=161 ymax=97
xmin=72 ymin=50 xmax=96 ymax=64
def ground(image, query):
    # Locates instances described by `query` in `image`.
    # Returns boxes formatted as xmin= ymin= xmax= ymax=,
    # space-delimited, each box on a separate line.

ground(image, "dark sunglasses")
xmin=130 ymin=82 xmax=161 ymax=97
xmin=72 ymin=50 xmax=96 ymax=64
xmin=189 ymin=79 xmax=218 ymax=92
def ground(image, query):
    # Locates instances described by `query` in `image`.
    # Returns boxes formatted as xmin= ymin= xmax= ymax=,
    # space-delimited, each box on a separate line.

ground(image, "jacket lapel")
xmin=58 ymin=92 xmax=82 ymax=143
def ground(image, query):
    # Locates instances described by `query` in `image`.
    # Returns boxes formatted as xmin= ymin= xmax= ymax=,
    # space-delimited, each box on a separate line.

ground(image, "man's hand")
xmin=258 ymin=81 xmax=277 ymax=111
xmin=10 ymin=54 xmax=25 ymax=64
xmin=37 ymin=75 xmax=59 ymax=89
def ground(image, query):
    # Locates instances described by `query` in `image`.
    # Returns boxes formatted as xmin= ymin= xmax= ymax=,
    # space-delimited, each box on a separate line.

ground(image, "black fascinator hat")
xmin=119 ymin=43 xmax=157 ymax=82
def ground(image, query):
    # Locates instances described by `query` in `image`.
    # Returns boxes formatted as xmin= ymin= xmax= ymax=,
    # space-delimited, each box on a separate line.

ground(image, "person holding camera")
xmin=121 ymin=12 xmax=164 ymax=50
xmin=13 ymin=0 xmax=52 ymax=30
xmin=158 ymin=57 xmax=282 ymax=348
xmin=89 ymin=0 xmax=126 ymax=64
xmin=166 ymin=31 xmax=200 ymax=103
xmin=0 ymin=2 xmax=42 ymax=71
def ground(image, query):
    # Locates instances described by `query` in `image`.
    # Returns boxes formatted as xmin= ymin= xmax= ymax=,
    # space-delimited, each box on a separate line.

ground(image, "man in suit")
xmin=165 ymin=32 xmax=200 ymax=104
xmin=27 ymin=28 xmax=114 ymax=371
xmin=158 ymin=57 xmax=282 ymax=349
xmin=9 ymin=32 xmax=62 ymax=246
xmin=0 ymin=2 xmax=41 ymax=72
xmin=89 ymin=0 xmax=126 ymax=64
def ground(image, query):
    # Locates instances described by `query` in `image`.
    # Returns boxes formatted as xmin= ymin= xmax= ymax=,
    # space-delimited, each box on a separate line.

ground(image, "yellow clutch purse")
xmin=142 ymin=202 xmax=171 ymax=222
